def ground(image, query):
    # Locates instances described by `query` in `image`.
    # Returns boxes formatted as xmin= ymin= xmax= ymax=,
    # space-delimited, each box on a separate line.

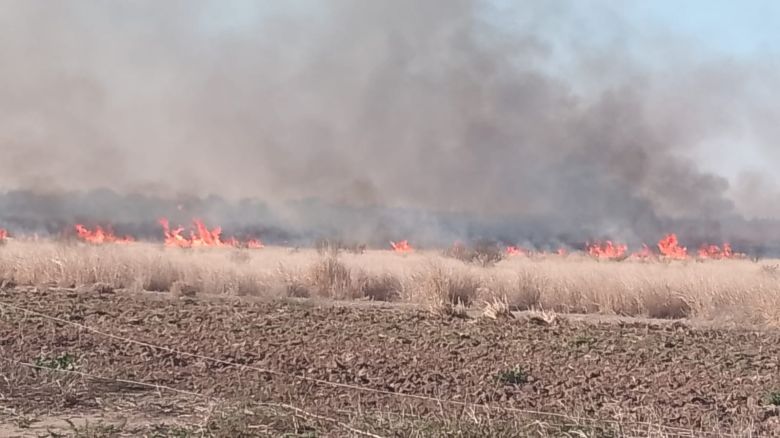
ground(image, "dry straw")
xmin=1 ymin=240 xmax=779 ymax=325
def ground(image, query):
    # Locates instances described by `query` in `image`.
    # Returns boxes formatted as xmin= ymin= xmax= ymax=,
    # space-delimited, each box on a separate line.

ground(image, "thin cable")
xmin=6 ymin=358 xmax=208 ymax=399
xmin=6 ymin=358 xmax=385 ymax=438
xmin=0 ymin=300 xmax=738 ymax=437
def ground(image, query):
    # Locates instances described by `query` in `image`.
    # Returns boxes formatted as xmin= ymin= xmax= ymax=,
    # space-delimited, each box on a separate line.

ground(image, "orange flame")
xmin=586 ymin=240 xmax=627 ymax=260
xmin=657 ymin=233 xmax=687 ymax=260
xmin=190 ymin=219 xmax=224 ymax=247
xmin=505 ymin=245 xmax=527 ymax=256
xmin=698 ymin=242 xmax=743 ymax=260
xmin=74 ymin=224 xmax=134 ymax=244
xmin=159 ymin=218 xmax=263 ymax=249
xmin=631 ymin=244 xmax=654 ymax=260
xmin=0 ymin=228 xmax=7 ymax=242
xmin=9 ymin=217 xmax=756 ymax=263
xmin=246 ymin=239 xmax=265 ymax=249
xmin=390 ymin=240 xmax=413 ymax=253
xmin=159 ymin=218 xmax=189 ymax=247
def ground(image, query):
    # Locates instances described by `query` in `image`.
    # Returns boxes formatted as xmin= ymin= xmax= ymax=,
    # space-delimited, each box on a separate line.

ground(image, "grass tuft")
xmin=482 ymin=295 xmax=513 ymax=320
xmin=307 ymin=255 xmax=355 ymax=299
xmin=496 ymin=366 xmax=529 ymax=385
xmin=35 ymin=353 xmax=77 ymax=371
xmin=63 ymin=419 xmax=126 ymax=438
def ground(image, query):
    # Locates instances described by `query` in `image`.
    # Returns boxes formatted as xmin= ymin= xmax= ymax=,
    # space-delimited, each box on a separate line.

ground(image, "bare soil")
xmin=1 ymin=286 xmax=779 ymax=436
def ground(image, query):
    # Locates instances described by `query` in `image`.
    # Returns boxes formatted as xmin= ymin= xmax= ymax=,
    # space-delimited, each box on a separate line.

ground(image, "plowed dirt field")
xmin=1 ymin=287 xmax=779 ymax=437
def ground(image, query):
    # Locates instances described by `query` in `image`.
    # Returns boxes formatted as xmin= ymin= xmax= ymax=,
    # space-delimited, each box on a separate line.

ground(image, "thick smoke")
xmin=0 ymin=1 xmax=777 ymax=247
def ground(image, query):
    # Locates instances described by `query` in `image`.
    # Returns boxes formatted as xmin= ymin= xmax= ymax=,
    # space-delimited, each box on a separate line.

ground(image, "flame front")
xmin=390 ymin=240 xmax=413 ymax=253
xmin=631 ymin=244 xmax=653 ymax=260
xmin=657 ymin=233 xmax=687 ymax=260
xmin=698 ymin=243 xmax=743 ymax=260
xmin=75 ymin=224 xmax=134 ymax=244
xmin=246 ymin=239 xmax=265 ymax=249
xmin=0 ymin=220 xmax=754 ymax=262
xmin=159 ymin=217 xmax=263 ymax=249
xmin=506 ymin=245 xmax=527 ymax=256
xmin=159 ymin=218 xmax=189 ymax=247
xmin=587 ymin=241 xmax=627 ymax=260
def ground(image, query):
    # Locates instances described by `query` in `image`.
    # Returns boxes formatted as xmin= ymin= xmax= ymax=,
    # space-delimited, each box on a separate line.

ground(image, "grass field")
xmin=1 ymin=240 xmax=779 ymax=326
xmin=2 ymin=241 xmax=780 ymax=435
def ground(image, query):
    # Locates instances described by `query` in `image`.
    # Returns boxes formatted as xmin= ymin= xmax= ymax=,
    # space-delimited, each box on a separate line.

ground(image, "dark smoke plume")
xmin=0 ymin=1 xmax=778 ymax=249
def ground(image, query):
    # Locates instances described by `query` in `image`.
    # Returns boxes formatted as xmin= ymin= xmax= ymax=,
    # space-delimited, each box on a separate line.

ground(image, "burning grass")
xmin=1 ymin=240 xmax=779 ymax=326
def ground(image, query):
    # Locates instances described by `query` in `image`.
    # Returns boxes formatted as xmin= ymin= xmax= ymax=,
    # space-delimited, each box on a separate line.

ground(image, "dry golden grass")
xmin=2 ymin=240 xmax=780 ymax=326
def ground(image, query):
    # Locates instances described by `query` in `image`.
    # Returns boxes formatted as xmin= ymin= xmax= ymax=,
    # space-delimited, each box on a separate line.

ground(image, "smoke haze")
xmin=1 ymin=0 xmax=778 ymax=247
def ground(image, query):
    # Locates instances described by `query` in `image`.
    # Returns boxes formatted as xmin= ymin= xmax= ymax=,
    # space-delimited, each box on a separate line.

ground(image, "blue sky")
xmin=207 ymin=1 xmax=780 ymax=57
xmin=496 ymin=1 xmax=779 ymax=181
xmin=607 ymin=1 xmax=779 ymax=179
xmin=628 ymin=0 xmax=780 ymax=56
xmin=497 ymin=1 xmax=777 ymax=180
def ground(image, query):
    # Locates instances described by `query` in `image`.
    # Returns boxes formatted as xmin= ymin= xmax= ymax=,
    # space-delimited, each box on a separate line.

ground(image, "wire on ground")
xmin=0 ymin=300 xmax=740 ymax=438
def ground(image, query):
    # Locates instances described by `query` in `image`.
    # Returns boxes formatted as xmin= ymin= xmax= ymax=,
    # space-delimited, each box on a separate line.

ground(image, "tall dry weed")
xmin=481 ymin=294 xmax=513 ymax=320
xmin=410 ymin=263 xmax=482 ymax=315
xmin=307 ymin=255 xmax=356 ymax=299
xmin=2 ymin=241 xmax=780 ymax=325
xmin=355 ymin=271 xmax=402 ymax=301
xmin=513 ymin=270 xmax=545 ymax=310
